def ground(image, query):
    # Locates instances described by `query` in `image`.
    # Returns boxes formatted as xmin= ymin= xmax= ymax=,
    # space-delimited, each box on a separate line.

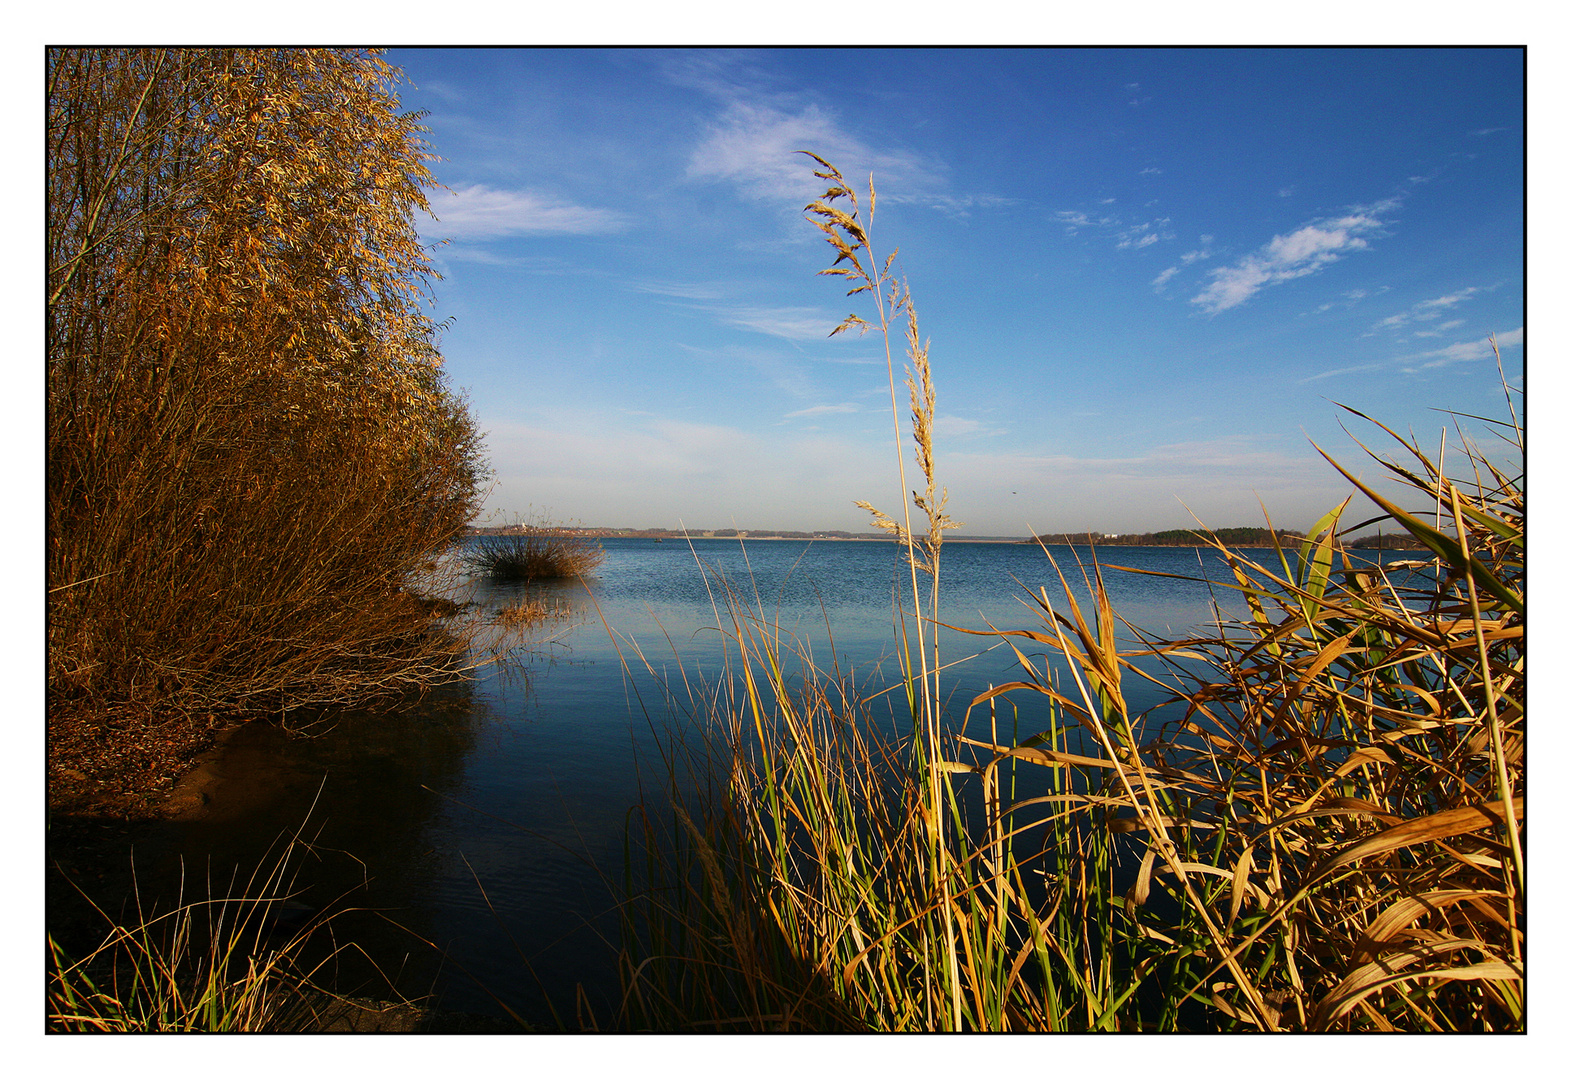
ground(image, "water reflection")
xmin=154 ymin=681 xmax=485 ymax=1006
xmin=116 ymin=539 xmax=1425 ymax=1026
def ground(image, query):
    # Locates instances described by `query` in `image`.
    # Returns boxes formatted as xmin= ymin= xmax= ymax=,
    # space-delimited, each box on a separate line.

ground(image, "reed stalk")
xmin=802 ymin=153 xmax=966 ymax=1027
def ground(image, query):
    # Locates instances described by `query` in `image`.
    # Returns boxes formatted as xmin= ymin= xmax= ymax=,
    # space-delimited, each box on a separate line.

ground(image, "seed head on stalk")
xmin=800 ymin=152 xmax=961 ymax=579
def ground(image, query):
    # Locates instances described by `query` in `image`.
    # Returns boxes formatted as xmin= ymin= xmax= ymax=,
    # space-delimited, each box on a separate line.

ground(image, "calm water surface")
xmin=165 ymin=538 xmax=1418 ymax=1024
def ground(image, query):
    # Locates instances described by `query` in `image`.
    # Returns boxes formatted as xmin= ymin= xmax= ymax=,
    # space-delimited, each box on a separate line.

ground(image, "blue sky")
xmin=391 ymin=47 xmax=1523 ymax=536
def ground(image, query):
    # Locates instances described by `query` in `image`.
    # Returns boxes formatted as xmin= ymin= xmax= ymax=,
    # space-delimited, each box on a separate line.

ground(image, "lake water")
xmin=154 ymin=537 xmax=1420 ymax=1026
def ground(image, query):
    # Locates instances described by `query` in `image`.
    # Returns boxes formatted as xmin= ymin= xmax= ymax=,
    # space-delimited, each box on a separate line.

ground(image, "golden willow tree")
xmin=47 ymin=49 xmax=486 ymax=721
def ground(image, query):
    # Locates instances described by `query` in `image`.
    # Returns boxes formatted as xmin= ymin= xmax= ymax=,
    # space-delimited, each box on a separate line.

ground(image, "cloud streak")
xmin=1374 ymin=287 xmax=1482 ymax=330
xmin=715 ymin=305 xmax=840 ymax=340
xmin=1412 ymin=319 xmax=1465 ymax=338
xmin=420 ymin=185 xmax=629 ymax=240
xmin=890 ymin=192 xmax=1019 ymax=219
xmin=1408 ymin=327 xmax=1523 ymax=370
xmin=1192 ymin=207 xmax=1393 ymax=314
xmin=1152 ymin=238 xmax=1216 ymax=292
xmin=634 ymin=280 xmax=729 ymax=301
xmin=1054 ymin=209 xmax=1117 ymax=233
xmin=1300 ymin=327 xmax=1523 ymax=382
xmin=687 ymin=100 xmax=937 ymax=205
xmin=672 ymin=57 xmax=1009 ymax=221
xmin=784 ymin=403 xmax=859 ymax=419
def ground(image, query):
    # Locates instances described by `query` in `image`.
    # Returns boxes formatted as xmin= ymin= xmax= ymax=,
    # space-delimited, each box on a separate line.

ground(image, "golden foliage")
xmin=47 ymin=49 xmax=486 ymax=718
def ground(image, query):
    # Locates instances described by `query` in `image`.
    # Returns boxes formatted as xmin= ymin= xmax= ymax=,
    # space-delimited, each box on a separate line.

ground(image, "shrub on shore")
xmin=465 ymin=529 xmax=606 ymax=583
xmin=46 ymin=49 xmax=486 ymax=726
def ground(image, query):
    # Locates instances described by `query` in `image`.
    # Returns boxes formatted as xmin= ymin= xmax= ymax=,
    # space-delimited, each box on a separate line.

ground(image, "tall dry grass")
xmin=616 ymin=156 xmax=1524 ymax=1032
xmin=46 ymin=821 xmax=392 ymax=1033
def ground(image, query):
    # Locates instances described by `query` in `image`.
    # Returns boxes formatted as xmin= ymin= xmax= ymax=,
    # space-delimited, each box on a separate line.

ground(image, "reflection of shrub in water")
xmin=494 ymin=595 xmax=571 ymax=628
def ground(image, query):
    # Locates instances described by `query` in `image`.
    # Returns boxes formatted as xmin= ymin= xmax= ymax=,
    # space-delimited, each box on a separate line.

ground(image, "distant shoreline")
xmin=465 ymin=527 xmax=1422 ymax=550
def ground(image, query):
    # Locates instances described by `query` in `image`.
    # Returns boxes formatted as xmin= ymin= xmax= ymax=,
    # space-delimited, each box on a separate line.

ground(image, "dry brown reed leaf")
xmin=1307 ymin=798 xmax=1524 ymax=883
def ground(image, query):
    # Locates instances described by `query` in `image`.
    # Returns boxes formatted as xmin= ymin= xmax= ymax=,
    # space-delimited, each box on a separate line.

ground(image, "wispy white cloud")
xmin=784 ymin=403 xmax=859 ymax=419
xmin=674 ymin=341 xmax=819 ymax=400
xmin=1053 ymin=209 xmax=1117 ymax=234
xmin=1057 ymin=208 xmax=1174 ymax=253
xmin=1298 ymin=361 xmax=1387 ymax=384
xmin=1374 ymin=287 xmax=1481 ymax=330
xmin=1056 ymin=203 xmax=1180 ymax=255
xmin=1408 ymin=327 xmax=1523 ymax=370
xmin=432 ymin=248 xmax=603 ymax=276
xmin=1411 ymin=318 xmax=1466 ymax=338
xmin=890 ymin=192 xmax=1019 ymax=219
xmin=414 ymin=80 xmax=467 ymax=106
xmin=634 ymin=280 xmax=729 ymax=301
xmin=657 ymin=50 xmax=776 ymax=99
xmin=1313 ymin=286 xmax=1387 ymax=314
xmin=687 ymin=100 xmax=937 ymax=205
xmin=1191 ymin=206 xmax=1393 ymax=314
xmin=1419 ymin=290 xmax=1477 ymax=310
xmin=419 ymin=185 xmax=629 ymax=240
xmin=670 ymin=55 xmax=1010 ymax=220
xmin=1117 ymin=218 xmax=1172 ymax=250
xmin=716 ymin=305 xmax=839 ymax=340
xmin=1154 ymin=234 xmax=1218 ymax=291
xmin=933 ymin=414 xmax=1006 ymax=439
xmin=1300 ymin=327 xmax=1523 ymax=382
xmin=432 ymin=246 xmax=536 ymax=267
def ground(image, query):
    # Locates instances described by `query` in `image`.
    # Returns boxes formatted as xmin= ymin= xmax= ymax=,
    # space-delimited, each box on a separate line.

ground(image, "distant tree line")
xmin=1023 ymin=528 xmax=1301 ymax=547
xmin=469 ymin=526 xmax=879 ymax=540
xmin=467 ymin=524 xmax=1429 ymax=550
xmin=1339 ymin=533 xmax=1429 ymax=550
xmin=1022 ymin=528 xmax=1425 ymax=549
